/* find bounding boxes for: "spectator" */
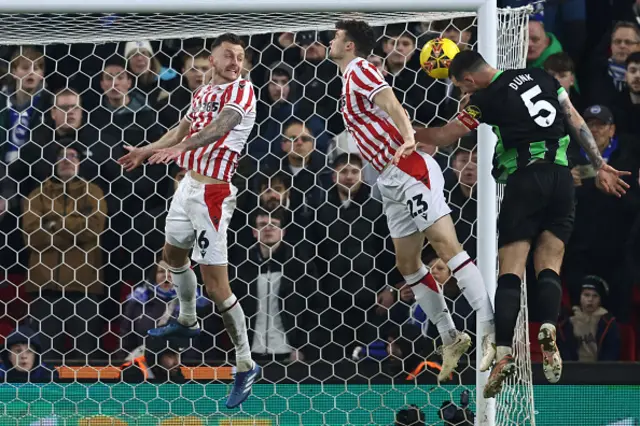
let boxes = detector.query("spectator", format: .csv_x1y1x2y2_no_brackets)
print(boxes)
564,105,640,322
418,18,475,51
88,55,168,282
558,276,621,362
446,140,478,260
267,119,330,231
120,259,210,353
120,338,187,383
527,17,564,68
292,30,343,144
0,325,56,382
326,130,381,193
253,62,299,160
28,88,101,184
124,41,179,105
311,154,393,360
543,52,585,113
158,48,211,130
230,208,318,363
584,22,640,107
0,46,51,218
21,144,107,362
611,51,640,137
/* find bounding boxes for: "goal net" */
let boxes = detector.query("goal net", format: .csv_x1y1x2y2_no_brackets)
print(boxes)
0,6,532,426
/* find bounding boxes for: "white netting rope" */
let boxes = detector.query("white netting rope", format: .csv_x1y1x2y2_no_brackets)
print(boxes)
0,7,533,425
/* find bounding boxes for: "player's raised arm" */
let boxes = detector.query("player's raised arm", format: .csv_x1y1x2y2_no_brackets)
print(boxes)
118,117,191,171
414,119,471,148
559,93,631,197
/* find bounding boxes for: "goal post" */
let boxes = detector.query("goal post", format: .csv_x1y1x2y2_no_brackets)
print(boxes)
0,1,533,425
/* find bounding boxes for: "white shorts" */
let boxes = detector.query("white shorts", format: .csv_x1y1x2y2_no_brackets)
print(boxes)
165,172,237,265
377,151,451,239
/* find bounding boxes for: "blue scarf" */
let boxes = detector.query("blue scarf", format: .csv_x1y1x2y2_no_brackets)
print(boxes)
4,93,40,163
607,58,627,92
581,137,617,163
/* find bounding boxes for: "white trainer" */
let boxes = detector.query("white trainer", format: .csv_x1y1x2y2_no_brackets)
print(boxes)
538,323,562,383
479,331,497,372
438,332,472,382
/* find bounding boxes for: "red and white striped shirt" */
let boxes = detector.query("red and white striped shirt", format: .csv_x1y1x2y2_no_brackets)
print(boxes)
340,57,404,172
177,78,256,182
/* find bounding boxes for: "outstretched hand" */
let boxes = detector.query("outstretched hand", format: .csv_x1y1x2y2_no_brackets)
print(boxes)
596,163,631,197
148,145,187,165
393,139,416,165
117,145,151,172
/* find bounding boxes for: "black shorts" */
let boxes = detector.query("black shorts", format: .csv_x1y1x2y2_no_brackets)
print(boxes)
498,162,575,248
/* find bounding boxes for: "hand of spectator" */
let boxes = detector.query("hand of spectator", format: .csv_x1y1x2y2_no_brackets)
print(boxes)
148,145,187,165
118,145,152,172
0,198,5,216
596,164,631,197
570,167,582,187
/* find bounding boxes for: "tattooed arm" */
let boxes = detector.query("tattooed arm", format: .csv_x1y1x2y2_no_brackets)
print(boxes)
559,95,604,170
178,108,243,153
559,94,631,197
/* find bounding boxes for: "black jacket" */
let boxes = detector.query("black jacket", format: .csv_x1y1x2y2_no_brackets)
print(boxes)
230,242,319,356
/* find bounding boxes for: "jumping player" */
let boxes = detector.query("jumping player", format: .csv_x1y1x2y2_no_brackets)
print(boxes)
117,33,260,408
329,20,497,382
415,50,630,397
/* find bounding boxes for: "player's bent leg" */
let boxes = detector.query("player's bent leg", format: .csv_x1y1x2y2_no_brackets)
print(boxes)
533,230,565,384
148,243,202,339
423,215,496,372
392,231,470,382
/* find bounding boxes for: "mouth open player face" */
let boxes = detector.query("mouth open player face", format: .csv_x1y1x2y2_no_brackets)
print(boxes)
211,41,245,84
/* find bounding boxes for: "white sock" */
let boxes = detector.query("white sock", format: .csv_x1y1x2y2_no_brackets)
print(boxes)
447,251,495,328
170,263,198,326
218,294,253,372
497,345,512,360
404,265,457,345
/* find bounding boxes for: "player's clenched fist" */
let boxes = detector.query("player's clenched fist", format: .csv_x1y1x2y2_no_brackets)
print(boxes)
393,139,417,165
117,145,151,172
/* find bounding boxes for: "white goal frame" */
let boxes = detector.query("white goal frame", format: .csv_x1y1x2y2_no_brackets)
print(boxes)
0,0,500,424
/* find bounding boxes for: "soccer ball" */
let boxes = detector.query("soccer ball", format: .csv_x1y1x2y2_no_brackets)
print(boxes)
419,37,460,79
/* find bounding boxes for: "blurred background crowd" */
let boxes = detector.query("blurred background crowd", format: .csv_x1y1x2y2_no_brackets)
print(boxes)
0,0,639,382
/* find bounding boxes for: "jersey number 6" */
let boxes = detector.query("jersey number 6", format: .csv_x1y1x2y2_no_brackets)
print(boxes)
520,85,556,128
407,194,428,218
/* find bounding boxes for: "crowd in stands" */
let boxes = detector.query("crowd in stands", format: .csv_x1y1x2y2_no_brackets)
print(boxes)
0,0,639,381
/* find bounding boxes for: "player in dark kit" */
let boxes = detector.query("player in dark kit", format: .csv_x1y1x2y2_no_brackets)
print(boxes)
412,50,630,398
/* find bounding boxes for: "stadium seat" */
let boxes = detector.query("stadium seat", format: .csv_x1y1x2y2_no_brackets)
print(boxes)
619,324,637,361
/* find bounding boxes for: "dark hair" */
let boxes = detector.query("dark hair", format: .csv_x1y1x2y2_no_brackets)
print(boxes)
256,171,291,192
448,50,487,81
626,51,640,67
335,20,377,58
332,152,363,170
251,207,286,228
612,21,640,41
452,135,477,158
104,55,127,70
210,33,245,51
543,52,575,74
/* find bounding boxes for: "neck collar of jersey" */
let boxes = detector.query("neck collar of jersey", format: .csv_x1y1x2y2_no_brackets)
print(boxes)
490,70,503,83
343,57,364,77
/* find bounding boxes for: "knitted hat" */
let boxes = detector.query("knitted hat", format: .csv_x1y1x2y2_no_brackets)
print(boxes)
581,275,609,299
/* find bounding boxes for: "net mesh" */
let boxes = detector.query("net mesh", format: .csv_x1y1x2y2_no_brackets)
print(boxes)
0,7,532,425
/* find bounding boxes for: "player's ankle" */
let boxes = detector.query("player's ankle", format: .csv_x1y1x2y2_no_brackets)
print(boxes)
178,316,197,327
